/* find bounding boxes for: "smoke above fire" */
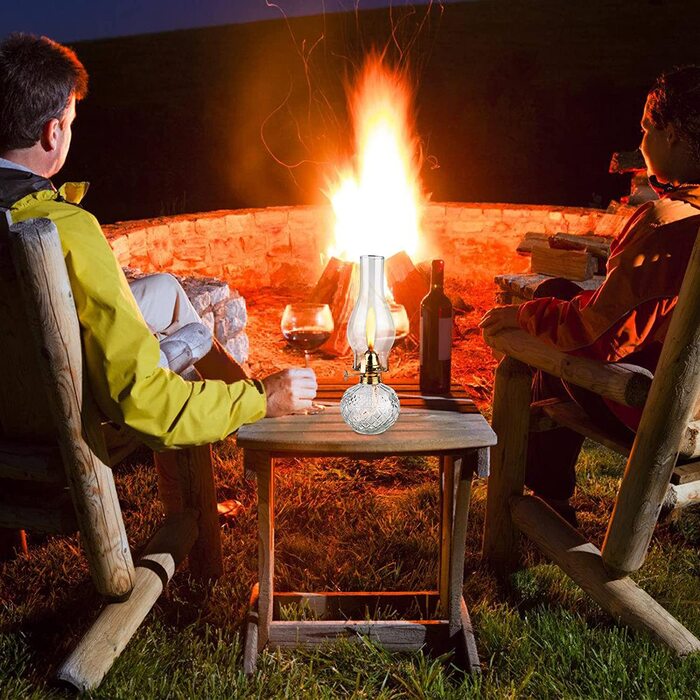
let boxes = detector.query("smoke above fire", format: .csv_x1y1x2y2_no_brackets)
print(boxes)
326,55,426,263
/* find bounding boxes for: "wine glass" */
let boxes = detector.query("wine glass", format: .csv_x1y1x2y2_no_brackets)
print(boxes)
281,303,334,413
389,302,410,343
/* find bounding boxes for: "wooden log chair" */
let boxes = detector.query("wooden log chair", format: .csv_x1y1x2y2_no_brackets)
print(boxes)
481,225,700,656
0,215,224,691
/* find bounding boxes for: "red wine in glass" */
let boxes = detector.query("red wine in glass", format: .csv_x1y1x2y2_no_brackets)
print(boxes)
281,303,334,414
282,327,331,353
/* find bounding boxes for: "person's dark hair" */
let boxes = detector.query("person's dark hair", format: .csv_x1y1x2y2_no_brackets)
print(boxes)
647,65,700,161
0,33,88,152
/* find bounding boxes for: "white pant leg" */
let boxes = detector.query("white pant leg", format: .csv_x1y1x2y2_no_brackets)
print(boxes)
128,273,201,338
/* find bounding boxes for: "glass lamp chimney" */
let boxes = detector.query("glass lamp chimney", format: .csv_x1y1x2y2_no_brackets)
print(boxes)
347,255,395,371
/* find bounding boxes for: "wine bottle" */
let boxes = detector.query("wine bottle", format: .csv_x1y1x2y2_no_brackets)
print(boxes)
419,259,453,394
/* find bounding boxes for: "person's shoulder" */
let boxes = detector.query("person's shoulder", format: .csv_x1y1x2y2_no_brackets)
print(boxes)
640,196,698,228
15,194,102,234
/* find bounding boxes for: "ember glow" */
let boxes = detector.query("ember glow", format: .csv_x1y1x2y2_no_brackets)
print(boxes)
326,57,425,262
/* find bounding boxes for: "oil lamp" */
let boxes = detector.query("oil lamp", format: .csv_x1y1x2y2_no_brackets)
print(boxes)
340,255,400,435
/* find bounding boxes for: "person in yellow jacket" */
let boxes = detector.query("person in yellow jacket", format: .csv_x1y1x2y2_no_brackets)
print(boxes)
0,35,317,496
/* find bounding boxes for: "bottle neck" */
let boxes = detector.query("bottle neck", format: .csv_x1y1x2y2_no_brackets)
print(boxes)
430,259,444,290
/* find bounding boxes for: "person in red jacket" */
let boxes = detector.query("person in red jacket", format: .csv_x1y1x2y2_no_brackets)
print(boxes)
480,66,700,525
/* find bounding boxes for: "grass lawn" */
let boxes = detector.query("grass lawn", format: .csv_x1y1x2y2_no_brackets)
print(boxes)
1,439,699,698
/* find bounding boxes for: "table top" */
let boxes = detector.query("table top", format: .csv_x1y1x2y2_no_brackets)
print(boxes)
236,380,496,456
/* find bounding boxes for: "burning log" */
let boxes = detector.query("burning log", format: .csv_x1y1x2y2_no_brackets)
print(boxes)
385,251,429,337
309,251,428,356
309,257,359,356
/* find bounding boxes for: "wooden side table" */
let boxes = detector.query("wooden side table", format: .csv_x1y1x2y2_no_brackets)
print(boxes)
237,380,496,674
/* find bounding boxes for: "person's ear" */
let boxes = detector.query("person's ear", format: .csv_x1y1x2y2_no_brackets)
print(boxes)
39,118,61,153
665,121,680,147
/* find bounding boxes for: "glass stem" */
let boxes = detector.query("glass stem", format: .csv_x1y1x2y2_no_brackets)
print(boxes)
304,351,311,368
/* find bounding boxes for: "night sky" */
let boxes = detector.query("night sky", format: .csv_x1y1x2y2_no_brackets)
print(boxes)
0,0,462,42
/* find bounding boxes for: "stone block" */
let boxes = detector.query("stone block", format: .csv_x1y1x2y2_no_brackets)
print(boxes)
195,216,226,240
449,220,486,234
225,332,249,364
213,295,247,337
126,228,148,258
266,226,292,251
288,206,323,227
200,311,215,334
109,236,130,265
225,212,254,235
254,207,289,228
147,224,173,269
482,207,503,219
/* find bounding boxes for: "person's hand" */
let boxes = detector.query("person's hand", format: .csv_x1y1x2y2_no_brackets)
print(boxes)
262,368,318,417
478,305,521,335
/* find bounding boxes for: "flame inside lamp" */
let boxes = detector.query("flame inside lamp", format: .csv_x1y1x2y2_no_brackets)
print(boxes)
341,254,400,435
347,255,395,372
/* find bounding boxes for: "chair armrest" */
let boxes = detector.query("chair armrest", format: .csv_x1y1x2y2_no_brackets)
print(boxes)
484,328,652,408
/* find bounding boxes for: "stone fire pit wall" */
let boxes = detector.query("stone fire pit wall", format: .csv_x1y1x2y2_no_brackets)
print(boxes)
103,202,611,362
103,202,611,284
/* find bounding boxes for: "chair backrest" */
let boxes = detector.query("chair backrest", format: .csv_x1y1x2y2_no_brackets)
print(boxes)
0,214,135,599
603,223,700,576
0,211,59,442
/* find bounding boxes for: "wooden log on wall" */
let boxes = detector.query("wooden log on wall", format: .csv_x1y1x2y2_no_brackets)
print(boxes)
9,219,134,600
512,494,700,656
530,246,597,281
602,224,700,577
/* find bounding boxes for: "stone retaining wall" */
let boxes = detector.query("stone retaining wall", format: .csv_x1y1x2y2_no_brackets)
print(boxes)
103,202,614,288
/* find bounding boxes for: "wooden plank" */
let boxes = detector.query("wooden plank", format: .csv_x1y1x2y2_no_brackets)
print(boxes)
671,461,700,485
0,441,64,483
458,598,481,673
237,408,496,455
541,401,632,457
494,273,604,301
484,329,652,408
603,224,700,576
449,455,473,636
274,591,440,620
243,583,259,676
482,357,530,574
267,619,447,651
531,246,597,281
257,453,274,651
56,511,198,692
438,456,455,616
516,232,550,254
0,492,77,534
512,495,700,656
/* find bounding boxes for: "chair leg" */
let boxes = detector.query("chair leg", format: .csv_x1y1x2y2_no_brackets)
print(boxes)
482,356,532,575
175,445,224,581
0,528,27,560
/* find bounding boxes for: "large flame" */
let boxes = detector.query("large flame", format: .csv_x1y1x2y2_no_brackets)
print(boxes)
326,57,425,262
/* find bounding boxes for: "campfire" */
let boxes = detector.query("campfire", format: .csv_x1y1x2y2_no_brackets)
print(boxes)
309,56,430,356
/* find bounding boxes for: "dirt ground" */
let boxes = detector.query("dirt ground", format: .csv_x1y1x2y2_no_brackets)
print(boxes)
240,242,529,410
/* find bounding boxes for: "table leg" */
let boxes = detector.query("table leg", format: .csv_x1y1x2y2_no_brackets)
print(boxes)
439,455,456,616
448,451,478,635
256,451,274,651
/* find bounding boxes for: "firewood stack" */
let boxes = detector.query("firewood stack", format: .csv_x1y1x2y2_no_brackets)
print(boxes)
519,231,614,279
310,251,429,356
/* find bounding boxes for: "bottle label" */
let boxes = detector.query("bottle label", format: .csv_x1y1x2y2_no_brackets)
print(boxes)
439,317,452,361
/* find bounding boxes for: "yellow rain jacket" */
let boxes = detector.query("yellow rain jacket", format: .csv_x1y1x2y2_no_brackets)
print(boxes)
8,183,266,450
